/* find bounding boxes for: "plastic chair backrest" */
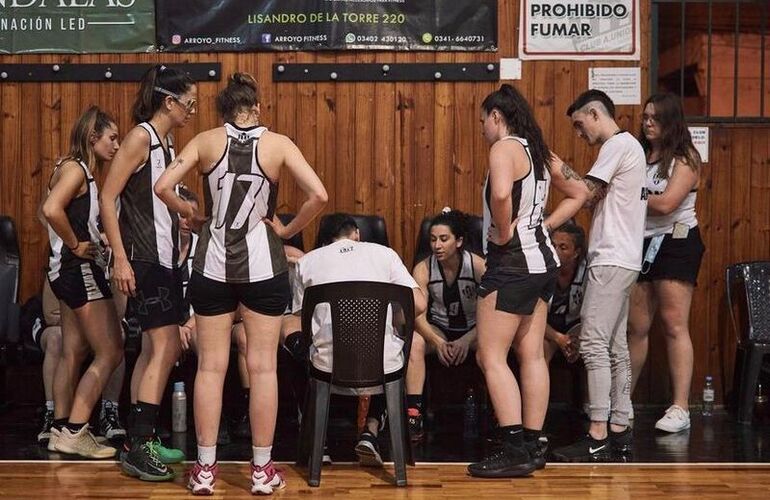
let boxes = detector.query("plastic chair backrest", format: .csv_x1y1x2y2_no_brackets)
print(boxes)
0,216,20,265
726,261,770,345
315,214,389,248
413,214,484,266
300,281,414,388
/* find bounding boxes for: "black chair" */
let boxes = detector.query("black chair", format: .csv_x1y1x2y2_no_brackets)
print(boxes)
0,215,20,346
297,281,415,487
277,213,304,252
726,261,770,424
314,214,389,248
413,214,484,266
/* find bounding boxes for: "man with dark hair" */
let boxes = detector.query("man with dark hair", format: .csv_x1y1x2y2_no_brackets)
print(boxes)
552,90,647,462
292,213,427,467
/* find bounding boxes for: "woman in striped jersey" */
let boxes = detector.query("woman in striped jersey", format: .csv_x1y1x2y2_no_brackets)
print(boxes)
42,106,123,459
155,73,327,495
468,85,589,478
100,65,196,482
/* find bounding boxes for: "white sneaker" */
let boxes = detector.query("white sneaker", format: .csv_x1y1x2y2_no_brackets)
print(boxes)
47,428,61,452
188,461,217,496
250,460,286,495
55,425,117,458
655,405,691,433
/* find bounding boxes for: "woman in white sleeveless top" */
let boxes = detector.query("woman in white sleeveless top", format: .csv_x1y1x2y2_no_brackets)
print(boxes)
628,93,705,433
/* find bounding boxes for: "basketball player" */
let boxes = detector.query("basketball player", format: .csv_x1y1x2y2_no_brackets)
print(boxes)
154,72,327,495
467,84,588,478
41,106,123,458
406,209,485,441
628,93,704,433
100,65,196,481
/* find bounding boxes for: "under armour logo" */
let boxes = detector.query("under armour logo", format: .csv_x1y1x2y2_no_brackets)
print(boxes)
135,287,173,315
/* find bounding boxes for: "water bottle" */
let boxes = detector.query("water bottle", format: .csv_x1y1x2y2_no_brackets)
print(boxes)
463,388,479,439
172,381,187,432
702,375,714,416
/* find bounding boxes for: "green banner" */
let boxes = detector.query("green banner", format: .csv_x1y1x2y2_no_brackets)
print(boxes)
0,0,155,54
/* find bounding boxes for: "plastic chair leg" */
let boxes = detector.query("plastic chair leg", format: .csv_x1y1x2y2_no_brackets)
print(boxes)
308,378,331,487
296,377,314,467
738,346,765,424
385,380,408,486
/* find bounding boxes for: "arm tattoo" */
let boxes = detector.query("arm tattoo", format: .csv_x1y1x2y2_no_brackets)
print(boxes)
583,176,609,208
560,162,582,181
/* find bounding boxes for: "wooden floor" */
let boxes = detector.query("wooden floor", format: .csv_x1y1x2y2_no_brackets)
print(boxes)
2,462,770,499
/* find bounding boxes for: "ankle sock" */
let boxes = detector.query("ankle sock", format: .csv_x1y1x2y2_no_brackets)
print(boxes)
198,445,217,466
53,418,68,432
406,395,423,413
64,422,86,434
253,445,272,467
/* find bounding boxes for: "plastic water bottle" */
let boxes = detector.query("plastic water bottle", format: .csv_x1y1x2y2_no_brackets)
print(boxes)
172,381,187,432
463,388,479,439
702,375,715,416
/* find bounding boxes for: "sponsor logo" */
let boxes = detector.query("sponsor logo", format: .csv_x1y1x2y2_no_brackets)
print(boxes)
589,445,606,454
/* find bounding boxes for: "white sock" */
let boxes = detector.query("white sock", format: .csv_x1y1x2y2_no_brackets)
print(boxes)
253,445,272,467
45,400,54,411
198,445,217,466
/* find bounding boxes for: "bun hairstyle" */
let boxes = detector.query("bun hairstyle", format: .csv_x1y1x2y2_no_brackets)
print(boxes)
131,64,195,124
481,84,551,178
430,208,470,245
216,72,261,122
63,105,115,168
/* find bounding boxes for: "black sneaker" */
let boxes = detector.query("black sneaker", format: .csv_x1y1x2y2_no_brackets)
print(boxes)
99,401,126,440
610,426,633,460
37,408,54,443
121,439,175,482
467,444,536,478
525,435,549,470
551,434,611,463
355,431,383,467
407,408,424,442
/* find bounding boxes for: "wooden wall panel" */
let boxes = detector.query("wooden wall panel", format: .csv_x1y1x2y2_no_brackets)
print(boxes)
1,0,768,404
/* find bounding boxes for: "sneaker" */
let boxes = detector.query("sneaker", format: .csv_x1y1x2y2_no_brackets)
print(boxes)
188,461,218,496
654,405,691,433
152,437,185,464
524,435,549,470
250,460,286,495
99,401,126,439
609,426,633,459
467,444,536,478
55,425,117,459
355,431,383,467
121,439,176,482
407,408,424,442
47,427,61,452
37,408,54,443
551,434,611,462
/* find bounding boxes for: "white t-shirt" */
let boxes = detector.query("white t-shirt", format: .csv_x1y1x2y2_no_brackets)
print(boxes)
585,131,647,271
292,239,419,377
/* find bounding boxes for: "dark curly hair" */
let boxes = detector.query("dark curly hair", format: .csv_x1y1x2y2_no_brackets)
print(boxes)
430,209,469,247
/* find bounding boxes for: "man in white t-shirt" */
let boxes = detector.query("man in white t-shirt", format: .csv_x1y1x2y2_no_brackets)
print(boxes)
292,213,426,467
552,90,647,463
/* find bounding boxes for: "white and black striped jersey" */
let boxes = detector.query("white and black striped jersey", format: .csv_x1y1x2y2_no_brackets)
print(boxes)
119,122,180,269
47,160,105,281
193,123,288,284
426,250,477,334
644,160,698,238
482,135,559,274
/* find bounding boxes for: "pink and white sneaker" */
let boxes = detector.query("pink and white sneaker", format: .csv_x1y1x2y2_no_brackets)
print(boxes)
250,460,286,495
188,461,218,496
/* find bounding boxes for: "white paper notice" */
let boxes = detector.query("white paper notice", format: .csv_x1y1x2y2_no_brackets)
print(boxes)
689,127,709,163
587,67,641,105
500,58,522,80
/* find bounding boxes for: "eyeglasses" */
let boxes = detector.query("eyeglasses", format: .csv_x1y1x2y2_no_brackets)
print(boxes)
642,113,659,124
154,86,197,113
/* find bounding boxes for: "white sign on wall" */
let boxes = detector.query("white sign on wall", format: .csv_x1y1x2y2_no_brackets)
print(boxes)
587,67,641,105
519,0,640,60
689,127,709,163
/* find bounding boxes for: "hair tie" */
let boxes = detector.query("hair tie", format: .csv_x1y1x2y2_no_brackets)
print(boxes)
442,206,452,214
